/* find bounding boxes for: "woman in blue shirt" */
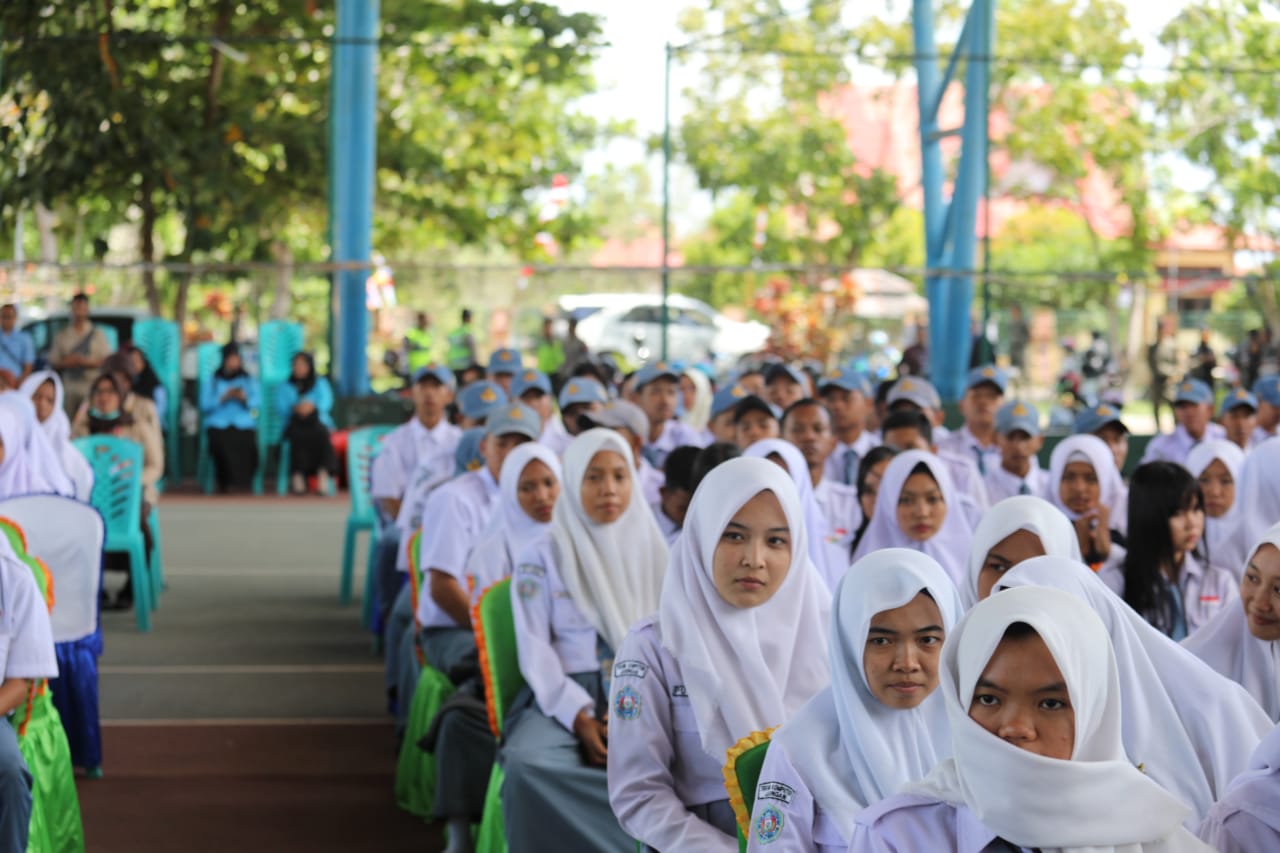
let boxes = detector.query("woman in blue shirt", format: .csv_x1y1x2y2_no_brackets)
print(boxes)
275,353,337,495
200,343,259,493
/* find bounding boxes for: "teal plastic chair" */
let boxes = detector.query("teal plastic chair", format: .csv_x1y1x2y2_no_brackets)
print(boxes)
72,436,155,632
99,325,119,353
131,319,182,486
254,321,304,495
194,341,225,494
342,425,395,607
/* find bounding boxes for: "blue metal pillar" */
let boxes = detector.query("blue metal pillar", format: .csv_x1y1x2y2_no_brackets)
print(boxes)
912,0,994,402
329,0,379,396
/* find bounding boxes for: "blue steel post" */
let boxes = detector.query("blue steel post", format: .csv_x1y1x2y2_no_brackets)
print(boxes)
329,0,378,396
660,42,672,362
911,0,949,380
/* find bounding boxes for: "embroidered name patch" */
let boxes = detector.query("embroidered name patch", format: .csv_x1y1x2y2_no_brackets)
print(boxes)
516,578,540,601
613,686,641,721
614,660,648,679
755,805,784,844
756,781,795,805
515,563,545,578
1200,595,1220,603
671,685,688,697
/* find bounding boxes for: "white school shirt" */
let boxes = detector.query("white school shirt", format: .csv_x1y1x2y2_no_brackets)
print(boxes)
650,501,682,547
638,457,664,507
369,416,461,501
0,558,57,681
1198,722,1280,853
849,795,1043,853
938,449,991,527
1250,425,1277,448
393,449,456,571
983,462,1047,505
939,426,1002,479
415,467,500,629
511,537,604,731
540,415,572,456
822,431,880,486
1099,552,1238,637
813,478,861,555
1140,423,1228,467
746,737,848,853
643,420,708,468
607,617,737,853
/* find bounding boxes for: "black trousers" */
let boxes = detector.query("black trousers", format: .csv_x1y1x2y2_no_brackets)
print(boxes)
208,426,259,491
284,415,336,476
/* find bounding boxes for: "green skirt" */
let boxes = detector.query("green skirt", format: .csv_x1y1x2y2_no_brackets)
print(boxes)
17,692,85,853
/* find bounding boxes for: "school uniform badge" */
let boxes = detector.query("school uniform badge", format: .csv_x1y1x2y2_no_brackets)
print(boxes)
516,577,540,601
613,686,642,721
755,805,784,844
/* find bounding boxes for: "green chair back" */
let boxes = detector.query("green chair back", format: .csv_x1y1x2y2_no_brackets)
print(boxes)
476,578,524,738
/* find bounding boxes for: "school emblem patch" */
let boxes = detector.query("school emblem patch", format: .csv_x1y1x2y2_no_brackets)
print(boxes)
516,577,540,601
755,805,784,844
613,686,641,721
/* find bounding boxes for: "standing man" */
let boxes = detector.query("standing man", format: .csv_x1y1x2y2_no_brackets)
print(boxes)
402,312,436,383
1191,328,1217,393
533,316,565,384
1147,315,1180,434
562,316,590,377
49,292,111,417
1007,304,1030,379
446,308,478,374
0,304,34,389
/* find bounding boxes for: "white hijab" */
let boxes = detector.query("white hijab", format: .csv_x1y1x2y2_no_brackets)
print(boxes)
909,585,1207,852
851,450,972,588
551,429,669,651
1185,440,1248,576
680,368,713,432
963,495,1082,607
658,456,831,759
464,443,563,595
1234,440,1280,560
774,549,961,838
18,370,70,446
997,556,1272,824
1183,522,1280,721
1047,434,1128,528
1200,721,1280,846
744,438,847,590
0,393,75,498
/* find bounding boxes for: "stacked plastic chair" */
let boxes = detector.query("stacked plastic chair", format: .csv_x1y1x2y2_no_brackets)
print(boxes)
73,436,157,631
130,318,182,487
194,341,226,494
0,496,106,777
341,425,395,614
254,320,304,496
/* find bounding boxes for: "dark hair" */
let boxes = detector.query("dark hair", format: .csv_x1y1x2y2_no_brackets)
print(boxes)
881,409,933,446
290,351,318,394
732,395,777,426
70,292,90,305
691,442,741,493
908,460,937,482
1122,461,1205,634
1001,621,1039,642
662,445,700,493
216,343,248,380
875,379,895,406
849,445,900,557
779,397,827,431
461,308,473,323
124,345,163,401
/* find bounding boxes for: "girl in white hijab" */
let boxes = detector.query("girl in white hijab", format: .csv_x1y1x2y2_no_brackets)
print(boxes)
1047,434,1128,571
997,556,1271,825
16,373,93,501
501,429,668,851
851,450,973,588
0,393,75,498
850,585,1211,852
1198,721,1280,852
964,495,1082,607
1186,440,1247,577
743,438,848,590
1232,439,1280,557
609,457,830,851
749,549,960,851
1184,521,1280,721
680,367,713,438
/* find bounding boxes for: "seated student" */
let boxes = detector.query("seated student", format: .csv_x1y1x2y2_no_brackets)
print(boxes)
984,401,1046,503
423,439,561,853
734,366,766,400
17,371,93,500
848,446,898,559
744,439,849,591
764,363,809,412
542,377,607,456
0,394,75,498
1100,462,1236,639
199,343,260,493
454,380,507,429
998,556,1273,826
849,585,1212,853
122,344,168,428
782,399,860,553
1219,388,1258,452
1185,522,1280,721
1251,375,1280,446
749,549,960,852
885,376,950,443
690,441,741,493
964,495,1081,606
816,368,877,486
634,363,706,468
1046,434,1128,572
679,366,714,443
852,450,973,587
275,352,337,495
1142,378,1226,467
1074,402,1132,472
502,429,669,851
487,347,522,395
580,399,666,507
733,394,780,449
707,383,748,445
938,365,1007,477
1187,440,1247,577
1199,722,1280,852
652,445,698,545
610,457,830,852
1234,436,1280,548
512,369,555,431
879,409,987,527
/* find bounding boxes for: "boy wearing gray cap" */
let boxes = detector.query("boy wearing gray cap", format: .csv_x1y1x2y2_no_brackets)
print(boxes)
985,401,1047,503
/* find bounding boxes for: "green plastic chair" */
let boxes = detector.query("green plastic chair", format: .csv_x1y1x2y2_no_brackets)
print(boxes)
131,319,182,487
474,577,524,853
342,425,395,608
194,341,225,494
393,664,456,819
72,436,155,632
724,731,774,853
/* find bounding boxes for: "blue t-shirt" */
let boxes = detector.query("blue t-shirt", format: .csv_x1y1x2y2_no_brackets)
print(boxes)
0,329,35,375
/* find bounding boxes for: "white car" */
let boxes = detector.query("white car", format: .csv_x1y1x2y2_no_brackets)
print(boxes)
558,293,770,370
